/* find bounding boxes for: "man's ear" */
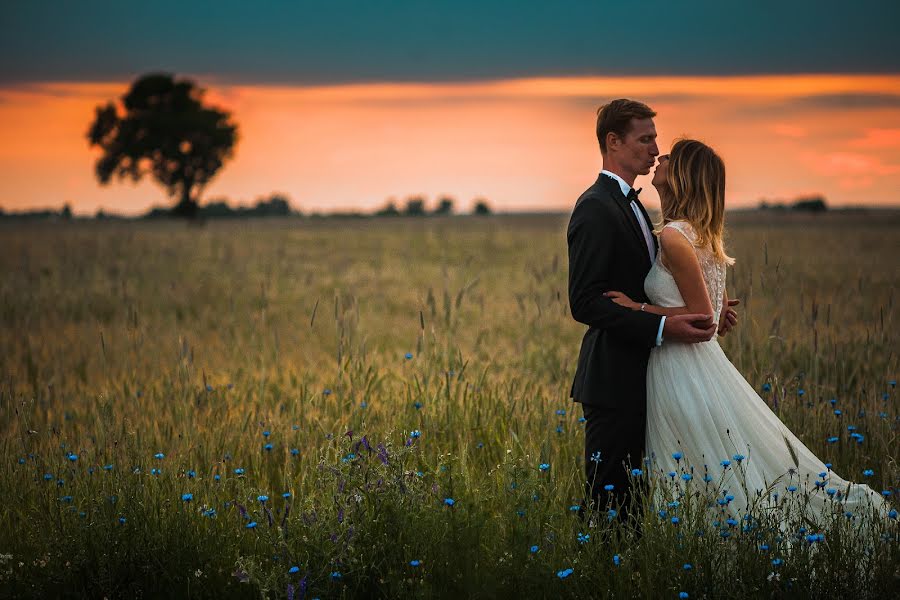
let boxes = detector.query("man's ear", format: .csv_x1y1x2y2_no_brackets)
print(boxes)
606,132,619,152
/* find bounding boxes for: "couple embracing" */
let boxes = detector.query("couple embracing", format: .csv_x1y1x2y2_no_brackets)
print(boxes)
567,99,886,528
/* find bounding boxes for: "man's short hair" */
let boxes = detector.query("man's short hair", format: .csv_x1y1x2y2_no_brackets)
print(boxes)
596,99,656,153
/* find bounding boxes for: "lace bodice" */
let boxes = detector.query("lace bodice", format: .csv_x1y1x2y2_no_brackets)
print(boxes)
644,220,726,328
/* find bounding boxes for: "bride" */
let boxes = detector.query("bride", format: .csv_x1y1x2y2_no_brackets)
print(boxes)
603,139,888,522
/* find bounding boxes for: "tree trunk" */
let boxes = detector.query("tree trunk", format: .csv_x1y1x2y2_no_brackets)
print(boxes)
172,183,198,219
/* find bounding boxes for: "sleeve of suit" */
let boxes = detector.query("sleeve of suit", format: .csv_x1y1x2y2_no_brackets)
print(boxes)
567,202,662,348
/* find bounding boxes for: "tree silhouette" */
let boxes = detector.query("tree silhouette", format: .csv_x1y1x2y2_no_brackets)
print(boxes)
434,196,454,215
404,197,426,216
87,73,238,218
473,198,492,215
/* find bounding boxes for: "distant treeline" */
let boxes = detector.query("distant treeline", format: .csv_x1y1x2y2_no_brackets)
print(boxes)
758,195,828,212
0,195,495,221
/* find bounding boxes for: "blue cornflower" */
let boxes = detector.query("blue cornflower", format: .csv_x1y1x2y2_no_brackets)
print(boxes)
888,509,897,519
181,493,193,502
43,473,53,481
681,473,692,481
290,448,299,456
17,458,25,464
631,468,643,477
577,532,590,544
772,558,782,566
245,521,257,529
827,436,839,443
787,485,797,492
569,505,581,512
410,560,421,566
668,471,676,479
732,454,745,463
680,593,689,599
67,453,78,462
612,554,621,566
263,443,273,451
257,495,269,503
262,430,270,438
530,545,539,553
539,463,550,471
798,389,805,396
882,490,892,497
847,425,857,432
414,401,423,410
151,468,161,475
154,452,164,459
214,474,221,482
405,352,413,360
725,494,734,502
555,409,566,416
671,516,680,525
323,389,332,396
759,544,769,551
288,566,300,574
555,425,563,433
683,563,692,570
604,484,614,491
834,409,842,416
672,452,683,461
60,495,73,503
557,568,573,579
444,498,455,506
330,571,342,580
410,430,421,438
118,516,126,524
103,464,113,471
234,468,245,475
726,518,737,526
283,492,291,499
863,469,874,477
590,451,602,463
578,417,586,423
720,459,731,468
762,383,771,392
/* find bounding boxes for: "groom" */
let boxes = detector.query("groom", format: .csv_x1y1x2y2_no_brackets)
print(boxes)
567,99,719,526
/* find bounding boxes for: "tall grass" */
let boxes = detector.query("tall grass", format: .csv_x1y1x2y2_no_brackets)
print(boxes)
0,213,897,598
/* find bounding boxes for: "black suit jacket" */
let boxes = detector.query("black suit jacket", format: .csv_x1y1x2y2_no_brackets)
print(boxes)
567,173,663,410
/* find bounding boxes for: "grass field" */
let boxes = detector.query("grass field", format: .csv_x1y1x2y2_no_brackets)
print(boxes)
1,212,898,598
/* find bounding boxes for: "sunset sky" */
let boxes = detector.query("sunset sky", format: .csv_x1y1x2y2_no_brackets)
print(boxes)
2,1,899,215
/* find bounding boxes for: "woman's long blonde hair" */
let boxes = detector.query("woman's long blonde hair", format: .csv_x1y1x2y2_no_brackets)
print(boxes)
656,138,735,265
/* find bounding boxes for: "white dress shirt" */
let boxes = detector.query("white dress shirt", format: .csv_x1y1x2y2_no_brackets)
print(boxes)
601,169,666,346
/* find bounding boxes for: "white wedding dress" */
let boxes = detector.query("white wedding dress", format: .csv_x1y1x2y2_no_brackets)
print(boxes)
644,220,887,522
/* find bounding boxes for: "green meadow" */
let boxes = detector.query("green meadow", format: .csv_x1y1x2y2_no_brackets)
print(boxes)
1,212,897,598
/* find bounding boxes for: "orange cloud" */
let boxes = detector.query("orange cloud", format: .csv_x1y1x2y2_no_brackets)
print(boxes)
771,123,807,138
849,128,900,149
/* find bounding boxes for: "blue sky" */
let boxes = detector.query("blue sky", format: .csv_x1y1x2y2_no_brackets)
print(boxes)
2,0,898,85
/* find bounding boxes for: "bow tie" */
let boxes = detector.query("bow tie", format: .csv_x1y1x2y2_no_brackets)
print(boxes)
627,188,642,201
